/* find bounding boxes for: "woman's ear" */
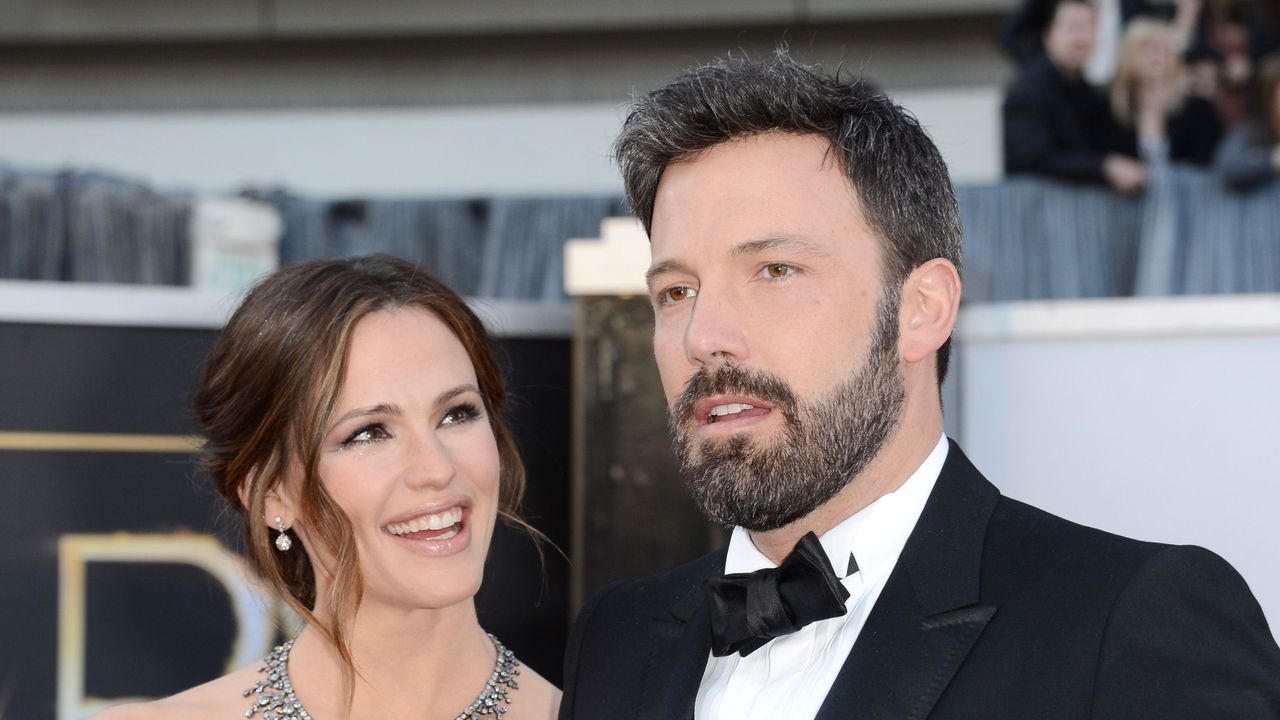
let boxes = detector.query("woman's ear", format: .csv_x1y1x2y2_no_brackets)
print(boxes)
263,490,294,531
899,258,962,366
240,467,295,529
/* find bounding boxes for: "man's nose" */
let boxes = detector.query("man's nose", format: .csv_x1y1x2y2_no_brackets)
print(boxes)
683,284,749,368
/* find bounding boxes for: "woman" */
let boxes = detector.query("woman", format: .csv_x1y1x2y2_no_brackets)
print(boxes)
1110,17,1225,166
97,255,560,719
1215,54,1280,189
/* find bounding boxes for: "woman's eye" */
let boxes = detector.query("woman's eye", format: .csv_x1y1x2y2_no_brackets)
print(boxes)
340,423,390,448
762,263,795,279
441,403,481,426
660,286,697,305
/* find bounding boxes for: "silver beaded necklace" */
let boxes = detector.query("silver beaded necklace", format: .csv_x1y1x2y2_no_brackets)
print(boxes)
242,633,521,719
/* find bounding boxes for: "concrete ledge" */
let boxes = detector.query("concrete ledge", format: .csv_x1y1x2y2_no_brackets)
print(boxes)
957,294,1280,342
0,280,574,338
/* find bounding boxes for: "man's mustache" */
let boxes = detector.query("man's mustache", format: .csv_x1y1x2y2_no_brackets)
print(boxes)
671,364,799,426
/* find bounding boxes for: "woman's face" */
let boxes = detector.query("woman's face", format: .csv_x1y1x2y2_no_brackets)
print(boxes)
301,306,501,612
1133,33,1174,85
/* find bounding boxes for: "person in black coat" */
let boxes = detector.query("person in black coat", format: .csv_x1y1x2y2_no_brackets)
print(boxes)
560,49,1280,720
1003,0,1149,190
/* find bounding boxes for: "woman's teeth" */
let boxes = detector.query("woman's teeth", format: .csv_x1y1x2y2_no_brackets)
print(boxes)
385,507,463,536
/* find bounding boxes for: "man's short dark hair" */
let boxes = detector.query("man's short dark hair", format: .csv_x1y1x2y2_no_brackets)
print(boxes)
614,49,963,386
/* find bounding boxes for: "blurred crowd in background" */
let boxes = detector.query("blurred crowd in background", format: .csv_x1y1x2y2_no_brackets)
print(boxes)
1003,0,1280,192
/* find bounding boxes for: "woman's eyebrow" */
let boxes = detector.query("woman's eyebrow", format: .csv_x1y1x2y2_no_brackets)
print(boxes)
435,384,480,406
330,403,402,429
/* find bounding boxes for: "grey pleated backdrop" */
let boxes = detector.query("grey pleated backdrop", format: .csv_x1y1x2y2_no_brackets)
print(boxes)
957,172,1280,302
0,169,190,285
4,167,1277,300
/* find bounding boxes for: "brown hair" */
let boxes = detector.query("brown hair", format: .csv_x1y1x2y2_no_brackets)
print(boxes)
193,254,531,696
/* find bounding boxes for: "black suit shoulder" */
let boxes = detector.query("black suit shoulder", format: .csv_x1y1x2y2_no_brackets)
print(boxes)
558,549,726,720
943,495,1280,719
986,494,1169,583
577,548,726,628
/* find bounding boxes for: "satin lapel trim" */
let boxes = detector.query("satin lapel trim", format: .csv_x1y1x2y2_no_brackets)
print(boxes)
815,441,1001,720
814,567,996,720
634,571,717,720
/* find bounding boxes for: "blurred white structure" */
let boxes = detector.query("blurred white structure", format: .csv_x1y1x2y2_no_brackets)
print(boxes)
189,197,282,292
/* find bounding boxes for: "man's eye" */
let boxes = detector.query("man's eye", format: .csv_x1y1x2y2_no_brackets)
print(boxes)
660,286,698,305
762,263,795,279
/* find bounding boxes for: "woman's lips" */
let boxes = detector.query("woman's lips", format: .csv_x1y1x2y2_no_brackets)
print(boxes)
382,502,472,557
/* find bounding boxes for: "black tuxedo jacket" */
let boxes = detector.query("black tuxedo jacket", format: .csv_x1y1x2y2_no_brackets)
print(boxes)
559,441,1280,719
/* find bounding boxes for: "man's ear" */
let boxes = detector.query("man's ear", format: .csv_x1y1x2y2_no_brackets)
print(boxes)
899,258,962,365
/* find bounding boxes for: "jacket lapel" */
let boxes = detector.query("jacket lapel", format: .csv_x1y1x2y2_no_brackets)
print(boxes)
634,550,723,720
816,441,1000,720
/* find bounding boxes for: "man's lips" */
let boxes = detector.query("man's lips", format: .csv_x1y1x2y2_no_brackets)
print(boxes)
693,395,774,427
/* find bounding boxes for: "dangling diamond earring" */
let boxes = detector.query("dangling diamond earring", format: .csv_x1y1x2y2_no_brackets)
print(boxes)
274,516,292,552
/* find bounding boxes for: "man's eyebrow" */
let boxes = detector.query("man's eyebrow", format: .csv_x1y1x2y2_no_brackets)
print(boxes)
731,236,831,257
644,259,694,287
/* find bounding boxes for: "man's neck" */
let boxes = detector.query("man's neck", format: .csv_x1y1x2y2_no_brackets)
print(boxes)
748,420,944,565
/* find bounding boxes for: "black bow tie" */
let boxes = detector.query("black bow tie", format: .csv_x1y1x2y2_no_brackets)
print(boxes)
705,531,852,657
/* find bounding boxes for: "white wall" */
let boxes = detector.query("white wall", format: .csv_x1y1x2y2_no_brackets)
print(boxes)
0,103,630,198
0,87,1002,199
956,295,1280,639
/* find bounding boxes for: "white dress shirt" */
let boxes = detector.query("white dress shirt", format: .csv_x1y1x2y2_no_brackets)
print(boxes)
694,435,950,720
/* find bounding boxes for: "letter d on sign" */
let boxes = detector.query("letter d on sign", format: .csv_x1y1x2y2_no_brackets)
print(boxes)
57,534,286,720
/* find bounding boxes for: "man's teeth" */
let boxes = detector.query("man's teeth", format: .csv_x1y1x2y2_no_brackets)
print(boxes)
385,507,463,536
709,402,756,422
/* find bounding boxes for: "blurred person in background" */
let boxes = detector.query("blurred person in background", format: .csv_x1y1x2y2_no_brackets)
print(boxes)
96,256,560,720
1215,53,1280,187
1201,9,1260,124
1191,0,1280,125
1002,0,1203,84
1110,18,1225,165
559,49,1280,720
1004,0,1149,191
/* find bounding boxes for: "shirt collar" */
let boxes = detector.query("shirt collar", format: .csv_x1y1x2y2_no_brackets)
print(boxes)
724,434,950,583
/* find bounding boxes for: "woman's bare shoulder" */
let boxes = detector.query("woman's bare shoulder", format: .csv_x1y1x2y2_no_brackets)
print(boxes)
509,662,562,720
91,663,263,720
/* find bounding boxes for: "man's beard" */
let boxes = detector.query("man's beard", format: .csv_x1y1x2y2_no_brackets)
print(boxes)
668,294,907,532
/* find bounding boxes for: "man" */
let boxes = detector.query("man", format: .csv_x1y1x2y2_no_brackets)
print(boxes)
1003,0,1148,191
559,50,1280,719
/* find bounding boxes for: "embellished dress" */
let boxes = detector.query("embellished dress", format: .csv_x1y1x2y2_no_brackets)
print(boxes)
242,634,521,719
